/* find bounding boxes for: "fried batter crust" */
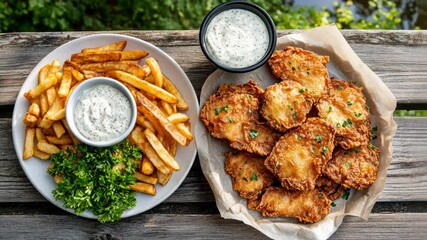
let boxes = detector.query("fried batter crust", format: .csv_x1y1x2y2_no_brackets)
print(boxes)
265,118,335,191
200,80,281,156
315,176,344,201
268,46,330,101
225,152,275,199
260,81,313,132
316,79,371,149
257,187,331,223
323,145,380,190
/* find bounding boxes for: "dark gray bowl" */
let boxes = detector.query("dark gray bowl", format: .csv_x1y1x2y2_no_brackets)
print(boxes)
199,1,277,73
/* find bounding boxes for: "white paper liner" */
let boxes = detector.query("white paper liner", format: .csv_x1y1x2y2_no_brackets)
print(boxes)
195,24,397,240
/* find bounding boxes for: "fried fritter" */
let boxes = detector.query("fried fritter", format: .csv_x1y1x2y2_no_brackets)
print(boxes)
323,145,380,190
260,81,313,132
268,46,330,101
265,118,335,191
315,176,345,201
225,152,275,199
200,81,281,156
256,187,331,223
316,79,371,149
247,197,262,211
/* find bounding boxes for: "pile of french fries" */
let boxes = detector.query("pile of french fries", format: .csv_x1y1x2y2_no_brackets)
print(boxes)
22,40,193,196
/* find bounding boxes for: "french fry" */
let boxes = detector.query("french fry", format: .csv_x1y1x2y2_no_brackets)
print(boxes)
63,60,81,71
50,59,61,72
144,128,180,171
71,51,122,64
167,113,190,124
60,145,75,152
130,182,156,195
35,128,47,142
121,50,149,61
46,85,57,106
81,61,147,79
47,108,65,121
46,135,73,145
141,157,155,175
160,101,174,116
136,92,187,146
133,171,158,185
41,126,56,136
37,140,60,155
176,122,193,141
23,113,38,127
33,146,50,160
135,114,155,133
61,119,80,145
138,142,171,175
38,64,51,84
105,70,177,104
158,133,177,157
157,170,173,186
71,69,85,81
128,126,146,145
52,121,66,138
24,73,59,101
163,75,188,110
44,97,65,120
28,103,40,118
54,174,63,184
145,57,163,87
58,69,72,98
81,41,127,53
137,106,165,135
82,70,103,79
39,93,49,116
23,128,35,160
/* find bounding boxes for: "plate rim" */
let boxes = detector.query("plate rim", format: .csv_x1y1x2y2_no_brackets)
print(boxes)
12,33,199,219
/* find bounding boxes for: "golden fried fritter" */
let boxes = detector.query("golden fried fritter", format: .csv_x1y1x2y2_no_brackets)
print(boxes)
256,187,331,223
225,152,275,199
260,81,313,132
268,46,330,101
316,79,371,149
200,81,281,156
247,197,261,211
315,176,345,201
323,145,380,190
265,118,335,191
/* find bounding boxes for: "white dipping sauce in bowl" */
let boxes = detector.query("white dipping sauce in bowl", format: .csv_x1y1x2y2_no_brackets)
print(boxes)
74,84,132,142
205,8,269,68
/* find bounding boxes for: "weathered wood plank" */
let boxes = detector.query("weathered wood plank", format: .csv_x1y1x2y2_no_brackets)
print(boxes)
0,213,425,239
0,30,426,106
1,117,426,202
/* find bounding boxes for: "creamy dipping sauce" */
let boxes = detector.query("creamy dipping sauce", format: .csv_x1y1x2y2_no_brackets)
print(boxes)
205,8,269,68
74,84,132,142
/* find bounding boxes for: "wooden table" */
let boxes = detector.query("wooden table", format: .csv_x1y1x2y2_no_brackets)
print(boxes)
0,30,426,239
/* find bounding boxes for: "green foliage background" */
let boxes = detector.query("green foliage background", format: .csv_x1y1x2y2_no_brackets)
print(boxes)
0,0,423,116
0,0,417,32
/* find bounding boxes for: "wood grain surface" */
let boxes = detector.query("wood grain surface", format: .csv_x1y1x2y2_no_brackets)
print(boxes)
0,30,426,239
0,30,426,106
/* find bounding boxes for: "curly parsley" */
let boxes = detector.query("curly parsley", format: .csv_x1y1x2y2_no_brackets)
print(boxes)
48,140,141,223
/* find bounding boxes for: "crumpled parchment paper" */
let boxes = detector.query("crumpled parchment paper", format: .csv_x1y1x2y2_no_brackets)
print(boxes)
195,24,397,240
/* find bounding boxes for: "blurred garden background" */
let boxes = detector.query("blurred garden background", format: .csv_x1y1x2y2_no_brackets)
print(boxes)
0,0,425,116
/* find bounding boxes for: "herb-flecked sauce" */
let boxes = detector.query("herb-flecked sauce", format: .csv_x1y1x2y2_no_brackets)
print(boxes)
205,8,269,68
74,84,131,142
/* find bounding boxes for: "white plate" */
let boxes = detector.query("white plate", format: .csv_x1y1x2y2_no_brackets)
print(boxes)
12,34,199,219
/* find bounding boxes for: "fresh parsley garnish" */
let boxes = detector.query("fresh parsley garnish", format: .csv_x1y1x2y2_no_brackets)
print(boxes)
48,140,141,223
249,129,259,139
251,173,258,181
341,188,351,200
